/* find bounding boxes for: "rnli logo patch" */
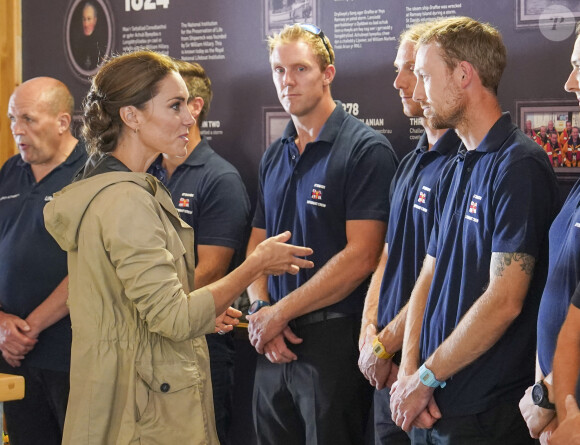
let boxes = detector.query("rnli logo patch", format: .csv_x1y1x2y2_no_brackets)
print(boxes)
307,183,327,208
465,194,481,223
413,186,431,214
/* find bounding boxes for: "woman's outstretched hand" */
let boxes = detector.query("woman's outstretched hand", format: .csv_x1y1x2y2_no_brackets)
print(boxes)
251,231,314,276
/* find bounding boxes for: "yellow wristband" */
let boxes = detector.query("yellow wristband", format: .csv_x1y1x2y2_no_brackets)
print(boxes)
372,337,395,360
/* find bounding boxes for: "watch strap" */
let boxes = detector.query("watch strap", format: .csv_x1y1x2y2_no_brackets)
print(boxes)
419,363,446,388
532,380,556,410
248,300,270,315
371,337,395,360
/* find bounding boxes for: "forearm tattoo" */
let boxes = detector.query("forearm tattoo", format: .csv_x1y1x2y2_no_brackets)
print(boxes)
491,252,535,277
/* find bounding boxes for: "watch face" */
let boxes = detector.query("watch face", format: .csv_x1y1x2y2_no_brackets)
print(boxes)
248,300,269,315
248,301,261,315
532,383,544,404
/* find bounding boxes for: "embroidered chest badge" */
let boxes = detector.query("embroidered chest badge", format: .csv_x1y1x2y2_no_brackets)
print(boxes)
176,193,194,215
307,183,327,208
178,192,194,207
413,186,431,214
465,193,481,223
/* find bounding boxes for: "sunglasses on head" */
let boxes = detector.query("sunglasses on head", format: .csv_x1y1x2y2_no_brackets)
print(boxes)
299,23,334,65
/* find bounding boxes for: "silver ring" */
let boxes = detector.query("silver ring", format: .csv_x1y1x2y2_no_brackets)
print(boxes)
218,330,226,335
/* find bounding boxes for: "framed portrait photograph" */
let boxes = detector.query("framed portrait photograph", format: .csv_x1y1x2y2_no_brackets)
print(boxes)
64,0,114,80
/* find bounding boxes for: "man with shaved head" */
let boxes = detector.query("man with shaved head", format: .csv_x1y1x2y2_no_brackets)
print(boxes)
1,77,86,444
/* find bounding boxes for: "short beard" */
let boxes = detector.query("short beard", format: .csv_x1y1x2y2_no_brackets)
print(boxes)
429,87,465,130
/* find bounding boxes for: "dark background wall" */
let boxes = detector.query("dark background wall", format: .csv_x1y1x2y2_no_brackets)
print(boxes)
22,0,580,206
20,1,580,441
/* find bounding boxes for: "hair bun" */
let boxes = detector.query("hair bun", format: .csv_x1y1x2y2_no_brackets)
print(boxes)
87,89,105,104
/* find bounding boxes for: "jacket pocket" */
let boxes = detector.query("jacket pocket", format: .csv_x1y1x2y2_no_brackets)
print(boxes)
135,361,212,443
135,360,201,419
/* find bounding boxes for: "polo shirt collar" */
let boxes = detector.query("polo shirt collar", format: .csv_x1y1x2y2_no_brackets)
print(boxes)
16,139,87,170
431,128,463,155
415,131,429,153
182,138,213,167
280,100,346,146
473,112,515,153
413,128,462,156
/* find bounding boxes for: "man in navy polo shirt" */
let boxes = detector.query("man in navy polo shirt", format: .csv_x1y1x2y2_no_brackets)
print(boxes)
0,77,87,445
519,27,580,443
147,60,250,445
389,17,559,444
246,23,398,444
357,22,461,445
550,284,580,444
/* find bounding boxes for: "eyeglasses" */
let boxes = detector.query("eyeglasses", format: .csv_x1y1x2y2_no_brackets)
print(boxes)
299,23,334,65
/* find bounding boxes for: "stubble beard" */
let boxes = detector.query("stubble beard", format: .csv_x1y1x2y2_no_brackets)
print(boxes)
428,88,466,130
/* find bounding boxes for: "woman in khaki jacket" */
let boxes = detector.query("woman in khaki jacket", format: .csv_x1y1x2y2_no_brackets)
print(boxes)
44,50,313,444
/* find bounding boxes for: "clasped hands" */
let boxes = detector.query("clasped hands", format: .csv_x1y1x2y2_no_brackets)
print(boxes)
358,324,397,390
389,369,442,432
247,305,302,364
519,383,557,442
0,312,39,367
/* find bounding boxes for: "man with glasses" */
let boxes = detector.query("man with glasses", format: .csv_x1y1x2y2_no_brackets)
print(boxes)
246,23,398,444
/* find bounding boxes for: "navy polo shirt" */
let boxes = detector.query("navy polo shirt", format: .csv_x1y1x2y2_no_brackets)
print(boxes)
148,138,250,260
377,129,461,329
538,179,580,375
422,113,559,416
252,101,398,315
570,282,580,402
0,142,87,372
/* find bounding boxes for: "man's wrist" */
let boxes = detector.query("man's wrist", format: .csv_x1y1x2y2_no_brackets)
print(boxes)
532,380,556,410
419,363,446,388
372,336,395,360
377,328,401,357
361,320,376,336
268,296,295,325
248,300,271,315
362,313,377,327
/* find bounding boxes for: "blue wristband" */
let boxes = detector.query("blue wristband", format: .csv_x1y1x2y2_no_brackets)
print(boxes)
419,363,446,388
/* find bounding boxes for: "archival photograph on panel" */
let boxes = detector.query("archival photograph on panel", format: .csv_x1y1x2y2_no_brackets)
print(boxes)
264,0,316,37
264,108,290,152
65,0,113,79
517,100,580,173
516,0,580,29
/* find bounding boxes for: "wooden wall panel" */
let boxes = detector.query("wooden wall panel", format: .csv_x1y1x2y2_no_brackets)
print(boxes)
0,0,21,167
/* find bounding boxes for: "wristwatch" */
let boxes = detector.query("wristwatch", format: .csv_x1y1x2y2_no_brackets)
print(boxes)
419,363,446,388
372,337,395,360
532,380,555,410
248,300,270,315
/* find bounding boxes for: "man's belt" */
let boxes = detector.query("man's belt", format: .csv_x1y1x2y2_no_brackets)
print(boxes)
290,310,352,328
